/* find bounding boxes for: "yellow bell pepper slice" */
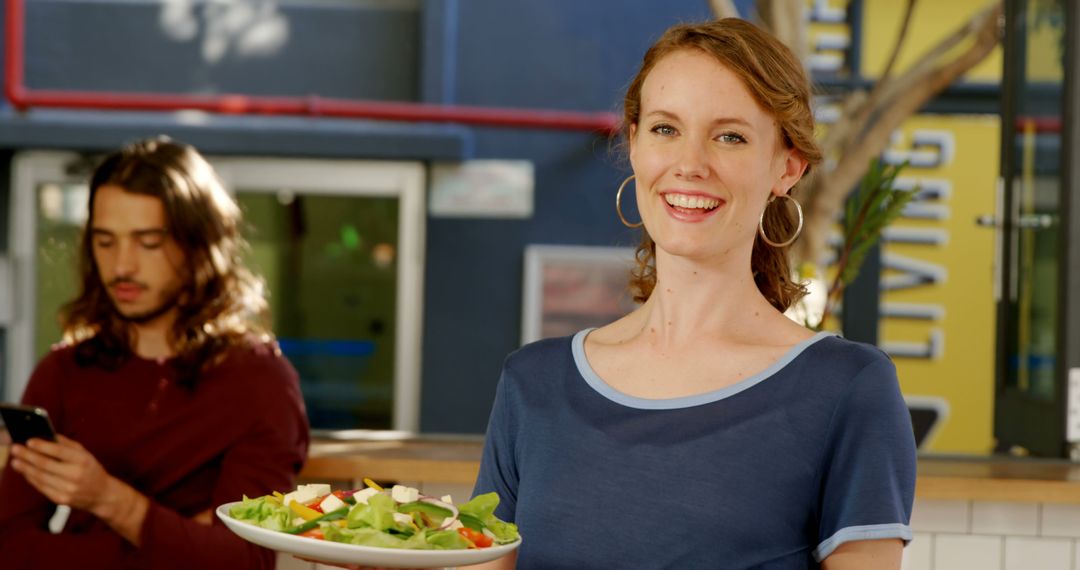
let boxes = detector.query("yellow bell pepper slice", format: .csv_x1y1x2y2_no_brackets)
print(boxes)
363,478,383,491
288,500,323,521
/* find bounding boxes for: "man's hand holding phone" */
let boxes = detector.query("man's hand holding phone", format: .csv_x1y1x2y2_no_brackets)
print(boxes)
2,404,150,545
0,404,57,445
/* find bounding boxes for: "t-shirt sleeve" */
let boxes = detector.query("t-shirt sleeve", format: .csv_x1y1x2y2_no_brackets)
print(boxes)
814,354,917,562
472,365,519,522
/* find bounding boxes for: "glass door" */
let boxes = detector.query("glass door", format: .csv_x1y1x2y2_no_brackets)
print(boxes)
7,153,425,432
215,158,426,432
994,0,1069,457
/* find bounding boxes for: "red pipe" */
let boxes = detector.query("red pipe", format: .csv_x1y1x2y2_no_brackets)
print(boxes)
5,0,1061,138
4,0,25,107
3,0,619,134
1015,116,1061,134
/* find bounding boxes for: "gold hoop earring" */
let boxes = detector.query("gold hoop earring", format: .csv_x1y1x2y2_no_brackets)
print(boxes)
758,194,803,247
615,175,643,228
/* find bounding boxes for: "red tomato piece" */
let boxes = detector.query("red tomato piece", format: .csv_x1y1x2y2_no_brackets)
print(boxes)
457,527,493,548
304,497,324,513
300,529,325,540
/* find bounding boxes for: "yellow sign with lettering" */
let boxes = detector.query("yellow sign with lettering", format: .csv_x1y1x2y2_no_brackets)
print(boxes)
880,115,1000,454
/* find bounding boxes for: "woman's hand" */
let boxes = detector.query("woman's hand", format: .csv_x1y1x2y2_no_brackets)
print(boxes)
294,556,441,570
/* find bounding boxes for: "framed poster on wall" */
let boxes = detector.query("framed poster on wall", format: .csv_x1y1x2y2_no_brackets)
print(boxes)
521,245,637,345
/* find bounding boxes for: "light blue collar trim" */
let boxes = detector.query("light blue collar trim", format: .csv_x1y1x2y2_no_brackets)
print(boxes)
814,523,914,561
571,328,836,410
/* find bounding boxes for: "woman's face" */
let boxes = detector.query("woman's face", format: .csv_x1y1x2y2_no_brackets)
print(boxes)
629,49,806,264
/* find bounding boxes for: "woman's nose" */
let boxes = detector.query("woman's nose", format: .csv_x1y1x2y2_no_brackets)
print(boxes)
674,140,709,179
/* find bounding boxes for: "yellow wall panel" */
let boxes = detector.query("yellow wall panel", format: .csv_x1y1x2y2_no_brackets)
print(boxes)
860,0,1003,83
879,114,1000,454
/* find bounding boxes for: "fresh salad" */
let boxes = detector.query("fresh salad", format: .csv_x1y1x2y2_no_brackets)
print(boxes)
228,480,519,550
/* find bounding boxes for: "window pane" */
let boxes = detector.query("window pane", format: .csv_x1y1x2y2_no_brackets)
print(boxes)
239,191,399,429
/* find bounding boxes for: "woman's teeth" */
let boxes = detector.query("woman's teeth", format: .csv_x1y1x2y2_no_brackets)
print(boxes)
664,193,721,210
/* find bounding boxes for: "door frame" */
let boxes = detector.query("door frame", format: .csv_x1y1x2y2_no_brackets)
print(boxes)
993,0,1080,457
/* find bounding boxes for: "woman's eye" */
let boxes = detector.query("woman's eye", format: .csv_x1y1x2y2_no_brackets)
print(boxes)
718,132,747,144
93,239,114,249
650,124,677,136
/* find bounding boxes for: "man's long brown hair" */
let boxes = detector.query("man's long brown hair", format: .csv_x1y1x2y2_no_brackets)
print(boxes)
61,136,272,386
622,19,823,312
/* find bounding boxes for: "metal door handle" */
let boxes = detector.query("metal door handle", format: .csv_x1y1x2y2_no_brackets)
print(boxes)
975,214,1054,229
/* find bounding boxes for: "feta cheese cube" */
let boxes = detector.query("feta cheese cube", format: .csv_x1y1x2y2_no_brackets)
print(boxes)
300,484,332,497
319,493,347,513
391,485,419,504
282,487,318,507
352,487,380,505
440,495,453,504
392,512,413,526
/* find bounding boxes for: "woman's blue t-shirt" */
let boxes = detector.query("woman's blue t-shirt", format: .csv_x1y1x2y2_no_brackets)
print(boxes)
473,330,916,569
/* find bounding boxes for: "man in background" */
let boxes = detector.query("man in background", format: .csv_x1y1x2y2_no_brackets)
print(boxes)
0,136,309,569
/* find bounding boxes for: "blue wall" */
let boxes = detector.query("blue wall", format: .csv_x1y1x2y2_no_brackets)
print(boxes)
0,0,741,433
419,1,722,432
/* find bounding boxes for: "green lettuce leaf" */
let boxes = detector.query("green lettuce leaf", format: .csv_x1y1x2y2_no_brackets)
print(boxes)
229,495,291,532
424,529,472,550
323,525,430,549
346,493,399,532
458,493,519,544
458,493,499,520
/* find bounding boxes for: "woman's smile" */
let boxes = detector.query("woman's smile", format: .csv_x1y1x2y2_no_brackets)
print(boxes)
660,190,726,222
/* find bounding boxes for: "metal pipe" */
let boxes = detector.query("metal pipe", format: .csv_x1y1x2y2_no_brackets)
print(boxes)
3,0,619,134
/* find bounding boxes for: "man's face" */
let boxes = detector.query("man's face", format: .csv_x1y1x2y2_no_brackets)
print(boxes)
90,185,187,325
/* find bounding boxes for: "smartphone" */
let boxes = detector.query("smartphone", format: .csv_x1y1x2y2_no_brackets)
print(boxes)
0,403,58,445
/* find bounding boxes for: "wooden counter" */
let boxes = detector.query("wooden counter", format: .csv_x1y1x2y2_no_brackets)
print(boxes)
300,433,484,486
916,454,1080,503
4,432,1080,503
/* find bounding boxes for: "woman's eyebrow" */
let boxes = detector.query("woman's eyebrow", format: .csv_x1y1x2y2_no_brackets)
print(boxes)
643,109,753,129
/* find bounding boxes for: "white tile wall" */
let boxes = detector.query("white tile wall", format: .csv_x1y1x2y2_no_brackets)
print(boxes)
901,533,934,570
972,501,1040,536
1003,537,1072,570
912,499,971,533
935,534,1003,570
1044,504,1080,538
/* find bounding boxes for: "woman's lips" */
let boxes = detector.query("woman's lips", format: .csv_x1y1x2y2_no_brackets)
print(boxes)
661,192,725,222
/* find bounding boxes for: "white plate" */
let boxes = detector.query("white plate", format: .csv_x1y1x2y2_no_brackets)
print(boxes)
216,502,520,568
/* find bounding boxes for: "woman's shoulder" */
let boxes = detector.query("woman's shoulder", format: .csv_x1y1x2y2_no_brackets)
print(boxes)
812,333,891,362
803,334,902,405
505,333,578,371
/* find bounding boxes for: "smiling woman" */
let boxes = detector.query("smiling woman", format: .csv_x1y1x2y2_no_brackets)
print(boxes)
464,18,916,570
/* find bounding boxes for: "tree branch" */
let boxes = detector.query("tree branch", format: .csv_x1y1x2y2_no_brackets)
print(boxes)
797,0,1002,264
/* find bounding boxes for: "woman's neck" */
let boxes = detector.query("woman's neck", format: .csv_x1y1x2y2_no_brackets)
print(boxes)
628,250,782,349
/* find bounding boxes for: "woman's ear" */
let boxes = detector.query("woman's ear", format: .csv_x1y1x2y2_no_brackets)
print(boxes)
774,147,808,196
628,123,638,159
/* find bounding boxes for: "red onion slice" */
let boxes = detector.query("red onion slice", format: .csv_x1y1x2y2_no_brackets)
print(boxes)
419,496,460,530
